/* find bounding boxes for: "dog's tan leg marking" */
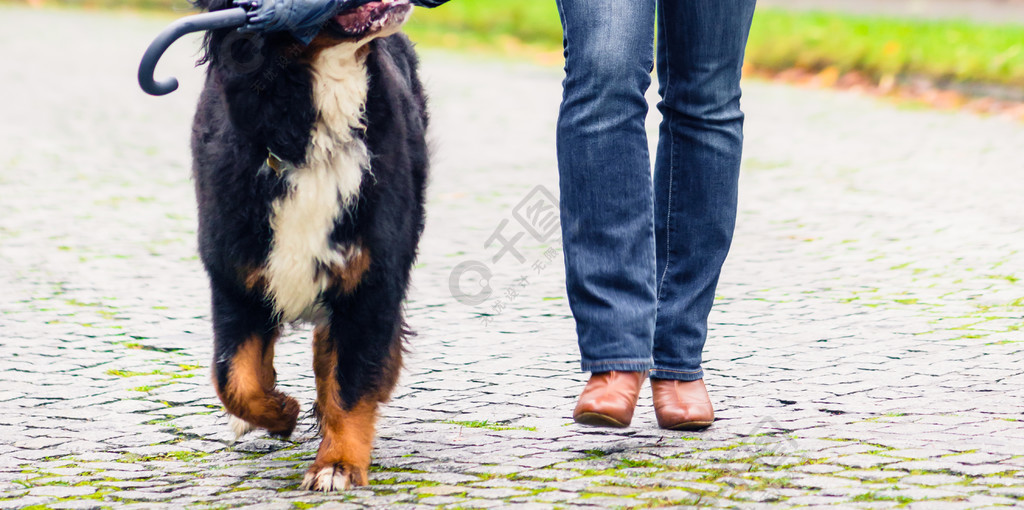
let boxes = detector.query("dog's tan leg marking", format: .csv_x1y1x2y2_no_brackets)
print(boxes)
301,325,389,491
328,245,372,295
215,333,299,437
301,398,377,491
377,328,405,403
242,267,267,293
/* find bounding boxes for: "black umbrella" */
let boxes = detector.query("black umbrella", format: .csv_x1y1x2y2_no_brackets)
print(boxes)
138,0,384,96
138,7,249,96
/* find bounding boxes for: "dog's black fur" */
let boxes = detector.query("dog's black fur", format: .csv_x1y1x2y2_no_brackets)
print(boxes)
190,0,427,490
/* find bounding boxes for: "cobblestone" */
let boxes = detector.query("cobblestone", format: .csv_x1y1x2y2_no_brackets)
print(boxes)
2,4,1024,509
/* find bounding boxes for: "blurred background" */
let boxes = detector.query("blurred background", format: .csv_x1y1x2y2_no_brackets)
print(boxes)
10,0,1024,114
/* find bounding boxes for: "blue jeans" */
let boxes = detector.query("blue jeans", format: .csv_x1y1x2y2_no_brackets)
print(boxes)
555,0,757,381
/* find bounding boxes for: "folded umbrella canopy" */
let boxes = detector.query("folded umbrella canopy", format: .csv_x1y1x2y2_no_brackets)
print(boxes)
138,0,379,96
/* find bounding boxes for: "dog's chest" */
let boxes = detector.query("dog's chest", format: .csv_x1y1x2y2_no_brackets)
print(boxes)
262,45,370,323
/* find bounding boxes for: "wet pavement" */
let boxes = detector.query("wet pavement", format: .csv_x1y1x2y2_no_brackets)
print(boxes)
2,5,1024,509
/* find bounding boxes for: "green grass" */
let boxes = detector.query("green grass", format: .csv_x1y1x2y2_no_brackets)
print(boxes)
406,3,1024,87
402,0,562,63
408,0,562,49
746,9,1024,87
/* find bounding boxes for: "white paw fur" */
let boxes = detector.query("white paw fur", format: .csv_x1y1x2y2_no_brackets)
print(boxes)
228,414,256,440
300,465,352,492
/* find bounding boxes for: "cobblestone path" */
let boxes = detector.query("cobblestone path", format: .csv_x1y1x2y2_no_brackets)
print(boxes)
2,6,1023,509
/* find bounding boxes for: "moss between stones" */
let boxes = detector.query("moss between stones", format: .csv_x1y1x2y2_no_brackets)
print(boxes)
121,450,210,463
439,420,538,432
370,466,427,474
851,491,914,504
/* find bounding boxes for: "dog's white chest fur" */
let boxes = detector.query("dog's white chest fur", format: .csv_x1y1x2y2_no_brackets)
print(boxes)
263,44,370,322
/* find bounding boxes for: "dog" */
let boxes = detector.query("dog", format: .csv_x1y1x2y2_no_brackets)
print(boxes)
190,0,427,491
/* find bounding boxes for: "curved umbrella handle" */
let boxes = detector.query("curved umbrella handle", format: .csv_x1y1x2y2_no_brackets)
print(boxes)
138,8,249,96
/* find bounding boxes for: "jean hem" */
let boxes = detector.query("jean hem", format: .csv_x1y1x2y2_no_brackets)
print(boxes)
649,367,704,381
581,360,654,374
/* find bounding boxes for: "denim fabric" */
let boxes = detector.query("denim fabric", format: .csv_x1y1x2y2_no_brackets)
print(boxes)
555,0,757,381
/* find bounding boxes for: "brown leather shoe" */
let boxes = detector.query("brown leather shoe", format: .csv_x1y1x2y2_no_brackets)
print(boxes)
573,371,646,428
651,378,715,430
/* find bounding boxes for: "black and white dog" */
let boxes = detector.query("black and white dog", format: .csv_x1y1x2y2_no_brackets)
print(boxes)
190,0,427,491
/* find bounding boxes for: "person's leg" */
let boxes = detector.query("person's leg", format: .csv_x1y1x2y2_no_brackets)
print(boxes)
555,0,658,376
651,0,757,382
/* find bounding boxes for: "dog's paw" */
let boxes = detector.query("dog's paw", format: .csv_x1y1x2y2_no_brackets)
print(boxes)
228,414,257,440
299,464,368,492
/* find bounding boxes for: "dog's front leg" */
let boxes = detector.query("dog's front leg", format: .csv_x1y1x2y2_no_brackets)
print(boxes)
303,324,377,490
210,284,300,438
302,283,405,491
